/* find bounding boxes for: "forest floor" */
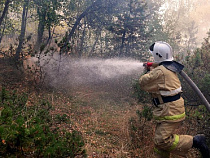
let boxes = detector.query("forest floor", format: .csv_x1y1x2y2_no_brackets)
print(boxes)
0,58,200,158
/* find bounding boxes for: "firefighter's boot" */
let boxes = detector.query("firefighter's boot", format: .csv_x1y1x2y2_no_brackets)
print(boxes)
192,134,209,158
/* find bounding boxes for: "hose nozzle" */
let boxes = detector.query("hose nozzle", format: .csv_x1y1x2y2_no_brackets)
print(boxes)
143,62,154,71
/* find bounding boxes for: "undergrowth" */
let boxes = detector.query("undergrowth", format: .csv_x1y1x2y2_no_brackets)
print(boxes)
0,87,86,157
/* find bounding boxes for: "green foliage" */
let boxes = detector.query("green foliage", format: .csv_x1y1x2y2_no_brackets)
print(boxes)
0,88,86,157
132,79,151,103
40,43,46,52
193,49,202,67
181,31,210,146
181,31,210,106
57,32,71,52
186,105,210,146
55,114,70,124
136,106,153,121
128,105,153,149
106,0,152,58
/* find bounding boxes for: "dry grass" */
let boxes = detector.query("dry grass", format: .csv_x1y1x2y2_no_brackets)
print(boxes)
0,58,203,158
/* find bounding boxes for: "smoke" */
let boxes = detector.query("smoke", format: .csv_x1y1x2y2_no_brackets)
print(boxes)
42,56,144,101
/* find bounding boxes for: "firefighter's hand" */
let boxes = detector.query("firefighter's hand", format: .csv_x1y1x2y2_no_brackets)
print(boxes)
150,66,154,71
143,62,149,71
143,62,153,72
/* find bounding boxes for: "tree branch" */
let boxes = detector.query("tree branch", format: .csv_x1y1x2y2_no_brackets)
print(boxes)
62,0,101,53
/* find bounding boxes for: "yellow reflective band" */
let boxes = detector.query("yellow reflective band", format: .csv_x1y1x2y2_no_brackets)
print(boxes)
154,135,180,155
154,112,185,121
169,134,179,151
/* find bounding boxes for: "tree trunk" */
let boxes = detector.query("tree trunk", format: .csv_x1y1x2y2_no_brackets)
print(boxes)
0,0,10,28
47,26,55,49
119,30,126,57
89,28,100,55
78,21,86,57
34,9,46,52
0,14,7,44
46,25,51,45
15,0,29,61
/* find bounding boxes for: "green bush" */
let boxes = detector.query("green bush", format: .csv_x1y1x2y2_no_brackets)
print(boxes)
0,87,86,157
136,105,153,121
128,106,153,149
186,105,210,146
180,32,210,146
132,79,151,103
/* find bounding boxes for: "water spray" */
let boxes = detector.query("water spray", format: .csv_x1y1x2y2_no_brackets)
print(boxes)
41,57,145,100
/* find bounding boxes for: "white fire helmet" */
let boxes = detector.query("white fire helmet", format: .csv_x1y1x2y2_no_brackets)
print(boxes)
149,41,173,63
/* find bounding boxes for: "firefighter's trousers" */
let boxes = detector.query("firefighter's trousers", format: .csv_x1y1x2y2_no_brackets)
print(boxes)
154,121,193,158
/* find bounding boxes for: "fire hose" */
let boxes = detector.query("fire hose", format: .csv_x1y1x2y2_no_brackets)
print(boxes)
143,61,210,112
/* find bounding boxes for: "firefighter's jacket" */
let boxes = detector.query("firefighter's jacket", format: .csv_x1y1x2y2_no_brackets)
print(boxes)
139,64,185,123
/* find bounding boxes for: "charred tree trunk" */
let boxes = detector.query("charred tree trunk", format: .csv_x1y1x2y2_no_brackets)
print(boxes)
15,0,29,61
0,0,10,28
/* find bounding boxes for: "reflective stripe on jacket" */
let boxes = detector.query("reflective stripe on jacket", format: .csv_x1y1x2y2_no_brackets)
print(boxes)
139,65,185,122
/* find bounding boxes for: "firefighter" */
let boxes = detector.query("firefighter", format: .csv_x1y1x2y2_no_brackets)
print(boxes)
139,41,210,158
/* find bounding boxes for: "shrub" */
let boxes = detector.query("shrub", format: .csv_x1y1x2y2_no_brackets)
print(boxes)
180,31,210,146
0,88,86,157
129,106,153,149
132,79,151,103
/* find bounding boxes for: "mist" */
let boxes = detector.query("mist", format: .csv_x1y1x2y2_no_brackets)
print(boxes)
42,57,144,101
159,0,210,46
